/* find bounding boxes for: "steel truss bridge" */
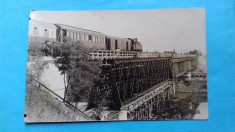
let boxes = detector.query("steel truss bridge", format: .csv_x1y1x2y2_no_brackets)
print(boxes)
89,50,198,120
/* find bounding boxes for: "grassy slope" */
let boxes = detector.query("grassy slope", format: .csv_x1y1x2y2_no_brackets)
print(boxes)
24,80,91,123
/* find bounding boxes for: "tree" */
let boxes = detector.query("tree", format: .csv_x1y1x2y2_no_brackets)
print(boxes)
152,96,195,120
54,42,71,102
189,50,202,56
54,38,102,103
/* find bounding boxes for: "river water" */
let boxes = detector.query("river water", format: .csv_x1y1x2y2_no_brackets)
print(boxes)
40,57,65,98
193,102,208,119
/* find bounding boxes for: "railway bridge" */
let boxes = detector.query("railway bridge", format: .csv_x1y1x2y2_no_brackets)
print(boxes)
89,50,198,120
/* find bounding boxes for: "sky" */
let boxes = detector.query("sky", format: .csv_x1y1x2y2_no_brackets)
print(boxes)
29,8,206,54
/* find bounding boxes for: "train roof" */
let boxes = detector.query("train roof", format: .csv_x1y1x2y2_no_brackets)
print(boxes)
105,34,131,41
55,23,104,35
29,19,57,29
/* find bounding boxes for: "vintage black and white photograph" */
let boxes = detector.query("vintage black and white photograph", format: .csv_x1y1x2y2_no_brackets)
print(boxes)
24,8,207,123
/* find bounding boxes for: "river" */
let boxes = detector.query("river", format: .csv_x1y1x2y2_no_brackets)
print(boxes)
40,57,65,98
193,102,208,119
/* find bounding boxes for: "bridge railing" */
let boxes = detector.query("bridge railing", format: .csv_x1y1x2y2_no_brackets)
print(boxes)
89,50,197,60
172,54,197,58
90,50,137,60
89,50,163,60
138,52,160,58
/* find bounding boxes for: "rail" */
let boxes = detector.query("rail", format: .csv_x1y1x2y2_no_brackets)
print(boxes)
33,79,93,120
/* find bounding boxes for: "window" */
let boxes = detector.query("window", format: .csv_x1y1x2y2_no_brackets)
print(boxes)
44,29,49,37
88,35,92,41
33,27,39,36
126,42,129,51
62,29,67,37
115,40,118,50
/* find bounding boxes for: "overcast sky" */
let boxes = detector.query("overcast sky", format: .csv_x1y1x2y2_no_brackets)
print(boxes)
30,8,206,54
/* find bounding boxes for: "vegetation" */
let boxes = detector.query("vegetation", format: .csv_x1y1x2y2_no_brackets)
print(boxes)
26,42,49,81
189,50,202,56
24,79,91,122
53,38,102,104
152,97,197,120
27,38,104,112
152,81,200,120
25,40,93,122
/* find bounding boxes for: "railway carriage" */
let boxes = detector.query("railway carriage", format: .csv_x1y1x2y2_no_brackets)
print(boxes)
28,19,57,44
55,24,106,50
28,20,143,52
105,35,132,51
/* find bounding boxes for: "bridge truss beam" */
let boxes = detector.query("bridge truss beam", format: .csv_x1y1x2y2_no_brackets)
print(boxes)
117,81,174,120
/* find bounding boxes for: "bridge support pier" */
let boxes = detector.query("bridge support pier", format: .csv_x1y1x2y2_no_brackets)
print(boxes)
118,109,128,120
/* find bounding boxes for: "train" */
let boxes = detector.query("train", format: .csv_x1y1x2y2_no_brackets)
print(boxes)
28,19,142,52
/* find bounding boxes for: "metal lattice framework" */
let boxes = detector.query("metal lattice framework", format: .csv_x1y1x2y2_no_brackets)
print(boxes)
98,58,172,110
